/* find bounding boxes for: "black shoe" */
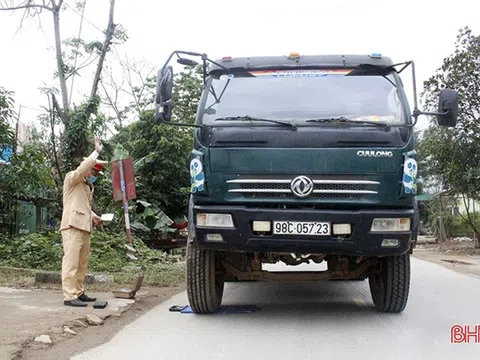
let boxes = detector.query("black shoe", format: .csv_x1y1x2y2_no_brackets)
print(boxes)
64,298,88,307
78,293,97,302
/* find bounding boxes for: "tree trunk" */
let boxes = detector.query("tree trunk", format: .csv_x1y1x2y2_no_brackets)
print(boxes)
437,196,446,243
473,201,479,248
460,194,480,247
89,0,116,101
49,94,63,182
474,231,480,249
437,216,447,243
52,5,70,115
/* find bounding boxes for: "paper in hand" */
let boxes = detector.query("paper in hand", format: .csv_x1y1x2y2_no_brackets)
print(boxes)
101,213,114,222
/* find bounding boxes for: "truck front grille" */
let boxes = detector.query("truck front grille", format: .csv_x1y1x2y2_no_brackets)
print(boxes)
226,177,378,199
242,192,364,199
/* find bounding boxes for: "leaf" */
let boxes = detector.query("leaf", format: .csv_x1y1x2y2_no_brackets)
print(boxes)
130,222,151,232
137,200,152,208
143,207,155,217
156,209,173,228
133,154,154,172
112,144,130,161
144,215,157,229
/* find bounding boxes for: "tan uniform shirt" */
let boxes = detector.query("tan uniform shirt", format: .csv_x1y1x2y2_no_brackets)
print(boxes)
60,155,98,233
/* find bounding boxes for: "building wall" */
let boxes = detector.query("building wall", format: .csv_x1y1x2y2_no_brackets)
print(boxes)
12,201,49,234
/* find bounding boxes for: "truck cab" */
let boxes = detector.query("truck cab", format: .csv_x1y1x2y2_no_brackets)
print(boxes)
155,52,458,314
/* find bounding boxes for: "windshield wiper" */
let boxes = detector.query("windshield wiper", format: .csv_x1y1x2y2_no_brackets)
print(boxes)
305,117,390,130
214,115,297,130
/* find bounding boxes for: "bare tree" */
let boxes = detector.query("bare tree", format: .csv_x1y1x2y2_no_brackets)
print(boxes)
120,57,156,116
1,1,70,113
100,55,156,126
1,0,117,124
100,62,127,127
89,0,115,101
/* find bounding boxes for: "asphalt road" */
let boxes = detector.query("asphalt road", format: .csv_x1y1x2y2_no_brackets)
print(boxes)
74,258,480,360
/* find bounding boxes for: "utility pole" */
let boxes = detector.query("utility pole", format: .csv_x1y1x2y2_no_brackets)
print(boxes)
14,104,22,154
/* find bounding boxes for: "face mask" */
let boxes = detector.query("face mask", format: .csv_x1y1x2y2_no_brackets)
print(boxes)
87,176,97,184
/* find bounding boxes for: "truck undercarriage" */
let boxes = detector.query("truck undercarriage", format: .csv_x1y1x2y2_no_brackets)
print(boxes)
187,241,411,314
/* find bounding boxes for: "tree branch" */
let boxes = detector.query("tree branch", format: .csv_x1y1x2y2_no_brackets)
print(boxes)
48,94,63,182
51,93,68,124
12,6,28,34
89,0,115,100
0,4,52,11
461,193,479,234
122,61,142,115
75,53,99,73
51,3,70,112
100,79,123,126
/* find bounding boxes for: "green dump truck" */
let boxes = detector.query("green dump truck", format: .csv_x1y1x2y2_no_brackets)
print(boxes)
155,51,458,313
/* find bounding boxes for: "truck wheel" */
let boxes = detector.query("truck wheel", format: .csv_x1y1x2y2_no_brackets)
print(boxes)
368,254,410,313
186,241,225,314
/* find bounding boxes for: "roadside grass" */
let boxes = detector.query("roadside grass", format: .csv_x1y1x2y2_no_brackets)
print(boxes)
0,266,37,288
0,262,186,291
0,231,186,290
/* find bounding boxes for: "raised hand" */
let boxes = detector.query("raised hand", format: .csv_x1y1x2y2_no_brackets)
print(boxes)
94,135,103,153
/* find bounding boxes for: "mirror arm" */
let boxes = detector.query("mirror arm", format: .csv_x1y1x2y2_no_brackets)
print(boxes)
161,51,228,85
414,109,450,116
202,55,207,85
161,50,205,73
206,59,228,69
408,60,450,126
403,109,450,129
410,60,422,122
389,60,457,128
156,50,230,124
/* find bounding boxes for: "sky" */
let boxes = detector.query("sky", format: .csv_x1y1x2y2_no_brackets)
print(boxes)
1,0,479,130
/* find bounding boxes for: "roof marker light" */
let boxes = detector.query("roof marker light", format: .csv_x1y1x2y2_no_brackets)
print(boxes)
288,52,301,59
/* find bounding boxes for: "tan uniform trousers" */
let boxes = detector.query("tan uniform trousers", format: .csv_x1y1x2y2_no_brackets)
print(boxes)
61,228,91,301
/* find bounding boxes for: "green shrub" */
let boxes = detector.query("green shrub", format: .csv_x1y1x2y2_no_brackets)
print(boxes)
0,232,62,271
0,230,184,273
446,214,480,238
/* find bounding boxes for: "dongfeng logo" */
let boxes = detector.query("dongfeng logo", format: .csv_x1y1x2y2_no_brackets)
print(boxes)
357,150,394,158
291,176,314,198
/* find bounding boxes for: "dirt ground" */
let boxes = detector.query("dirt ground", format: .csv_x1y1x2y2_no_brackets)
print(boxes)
413,240,480,279
0,268,184,360
19,286,183,360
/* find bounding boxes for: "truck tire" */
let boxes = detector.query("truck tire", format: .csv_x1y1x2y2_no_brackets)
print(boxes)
368,254,410,313
186,241,225,314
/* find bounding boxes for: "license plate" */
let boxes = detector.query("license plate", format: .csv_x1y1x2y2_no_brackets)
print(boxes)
273,221,331,236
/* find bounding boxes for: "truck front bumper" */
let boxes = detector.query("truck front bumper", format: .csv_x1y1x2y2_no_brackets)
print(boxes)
193,205,415,256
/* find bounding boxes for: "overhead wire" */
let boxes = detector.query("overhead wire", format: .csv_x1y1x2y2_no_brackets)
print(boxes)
63,0,104,35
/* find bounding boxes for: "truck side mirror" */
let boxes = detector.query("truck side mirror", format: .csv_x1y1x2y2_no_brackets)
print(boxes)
155,65,174,122
437,89,458,127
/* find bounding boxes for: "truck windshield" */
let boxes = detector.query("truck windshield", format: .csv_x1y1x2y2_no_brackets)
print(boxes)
200,69,407,126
